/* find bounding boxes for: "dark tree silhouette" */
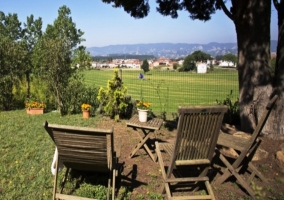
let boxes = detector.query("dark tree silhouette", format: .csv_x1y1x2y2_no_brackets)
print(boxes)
141,59,149,73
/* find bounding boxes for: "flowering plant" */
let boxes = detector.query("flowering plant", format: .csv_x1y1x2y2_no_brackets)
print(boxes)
25,101,46,109
81,103,91,111
136,99,151,110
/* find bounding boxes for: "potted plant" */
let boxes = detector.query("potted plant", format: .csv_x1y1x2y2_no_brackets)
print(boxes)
136,99,151,122
25,101,46,115
81,103,91,118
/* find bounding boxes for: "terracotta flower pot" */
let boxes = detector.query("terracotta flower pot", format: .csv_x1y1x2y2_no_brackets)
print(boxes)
26,108,44,115
82,110,90,118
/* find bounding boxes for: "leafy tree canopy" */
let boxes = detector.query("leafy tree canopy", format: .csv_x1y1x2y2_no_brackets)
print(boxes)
191,50,211,62
222,53,237,64
141,59,150,73
182,51,210,71
102,0,222,20
32,6,87,115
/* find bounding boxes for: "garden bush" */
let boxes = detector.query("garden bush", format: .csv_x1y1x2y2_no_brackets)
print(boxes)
216,90,240,125
60,75,100,115
97,69,132,121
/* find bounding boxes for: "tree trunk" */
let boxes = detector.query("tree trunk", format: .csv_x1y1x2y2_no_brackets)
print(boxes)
233,0,273,133
273,0,284,139
26,70,30,100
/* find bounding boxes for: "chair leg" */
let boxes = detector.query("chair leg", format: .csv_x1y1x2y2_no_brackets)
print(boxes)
205,180,216,200
193,166,210,192
107,171,111,200
53,154,59,200
112,169,116,200
164,183,172,199
217,152,255,197
60,167,70,194
215,150,244,185
248,162,268,184
155,143,171,198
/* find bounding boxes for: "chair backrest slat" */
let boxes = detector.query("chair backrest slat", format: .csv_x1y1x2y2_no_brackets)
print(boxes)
173,106,228,165
44,122,113,172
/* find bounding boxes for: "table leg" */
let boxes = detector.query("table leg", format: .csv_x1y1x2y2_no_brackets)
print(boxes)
129,129,156,162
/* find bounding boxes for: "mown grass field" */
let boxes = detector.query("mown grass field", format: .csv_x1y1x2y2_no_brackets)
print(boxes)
83,68,239,118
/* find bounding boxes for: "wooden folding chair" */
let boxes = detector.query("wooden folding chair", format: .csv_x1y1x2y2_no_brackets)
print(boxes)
215,95,278,198
43,121,120,200
155,106,228,200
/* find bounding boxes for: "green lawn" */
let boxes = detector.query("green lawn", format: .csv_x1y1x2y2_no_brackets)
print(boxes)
0,110,163,199
0,110,103,199
83,68,239,118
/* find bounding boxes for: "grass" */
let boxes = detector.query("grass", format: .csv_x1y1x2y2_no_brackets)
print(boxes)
83,68,239,118
0,110,166,199
0,110,105,199
1,103,284,199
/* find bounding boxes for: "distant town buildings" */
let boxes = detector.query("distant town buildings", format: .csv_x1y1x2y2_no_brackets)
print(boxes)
90,57,238,71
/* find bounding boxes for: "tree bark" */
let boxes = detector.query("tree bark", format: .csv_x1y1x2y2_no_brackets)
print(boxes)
25,70,30,100
233,0,274,133
273,0,284,139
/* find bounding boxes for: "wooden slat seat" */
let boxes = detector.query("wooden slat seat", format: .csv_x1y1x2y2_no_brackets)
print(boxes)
217,132,251,152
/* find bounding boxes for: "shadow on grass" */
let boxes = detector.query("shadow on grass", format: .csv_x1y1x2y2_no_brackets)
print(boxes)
117,163,148,198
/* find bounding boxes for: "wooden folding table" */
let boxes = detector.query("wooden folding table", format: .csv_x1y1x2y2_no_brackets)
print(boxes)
126,115,163,162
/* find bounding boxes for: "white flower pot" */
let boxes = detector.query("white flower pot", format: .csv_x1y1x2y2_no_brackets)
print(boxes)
137,108,148,122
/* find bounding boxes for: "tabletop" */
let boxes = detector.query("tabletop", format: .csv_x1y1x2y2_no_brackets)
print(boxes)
126,115,163,130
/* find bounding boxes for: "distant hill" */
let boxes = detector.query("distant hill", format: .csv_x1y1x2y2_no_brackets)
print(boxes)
87,41,278,59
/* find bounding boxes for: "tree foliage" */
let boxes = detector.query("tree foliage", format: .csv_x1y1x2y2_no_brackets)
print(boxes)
191,50,211,62
141,59,150,73
182,55,195,71
182,50,211,71
102,0,221,20
72,46,93,70
22,14,42,99
222,53,237,65
215,55,223,61
32,6,86,115
0,12,27,110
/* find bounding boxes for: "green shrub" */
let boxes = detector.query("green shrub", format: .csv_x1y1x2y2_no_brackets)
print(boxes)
173,63,179,70
9,75,54,111
60,75,100,115
0,79,14,110
216,90,240,125
97,69,132,120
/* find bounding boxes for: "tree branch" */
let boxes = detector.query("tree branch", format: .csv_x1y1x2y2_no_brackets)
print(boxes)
218,0,233,21
273,0,279,11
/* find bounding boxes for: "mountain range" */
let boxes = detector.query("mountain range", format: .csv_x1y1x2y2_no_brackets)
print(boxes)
87,40,278,59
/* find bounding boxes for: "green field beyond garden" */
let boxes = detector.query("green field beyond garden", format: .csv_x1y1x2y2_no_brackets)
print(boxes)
83,68,239,118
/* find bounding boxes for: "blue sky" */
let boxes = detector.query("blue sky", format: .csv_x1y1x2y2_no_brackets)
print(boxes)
1,0,278,48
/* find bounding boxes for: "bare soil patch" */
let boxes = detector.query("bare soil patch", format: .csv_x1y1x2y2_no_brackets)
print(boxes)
96,116,284,199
